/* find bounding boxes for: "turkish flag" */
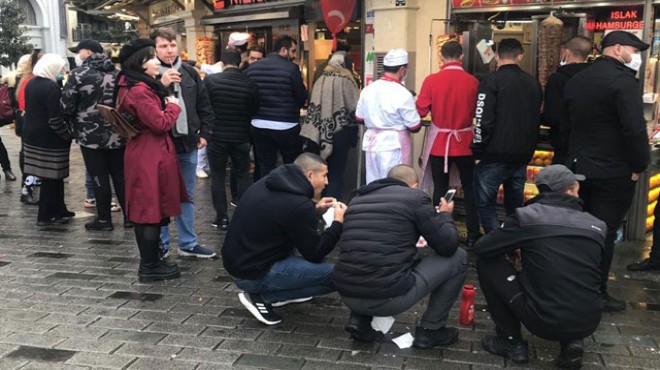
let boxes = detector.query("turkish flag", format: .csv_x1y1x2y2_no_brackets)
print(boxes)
321,0,356,50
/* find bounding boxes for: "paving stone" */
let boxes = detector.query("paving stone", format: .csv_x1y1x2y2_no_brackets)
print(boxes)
442,349,505,367
0,309,48,322
54,338,124,354
338,351,404,369
216,339,281,355
258,331,319,346
0,358,28,370
602,354,660,369
5,345,77,362
628,346,660,358
15,362,92,370
0,343,18,357
583,342,631,356
157,334,222,350
66,352,136,369
30,303,87,315
276,344,342,362
0,320,55,335
0,333,67,348
235,353,304,369
404,358,471,370
593,333,658,347
82,307,139,319
301,361,369,370
175,348,239,364
377,342,445,360
100,329,166,344
126,358,196,370
115,343,183,358
182,314,242,328
92,318,152,331
200,327,261,340
37,313,99,326
143,322,206,336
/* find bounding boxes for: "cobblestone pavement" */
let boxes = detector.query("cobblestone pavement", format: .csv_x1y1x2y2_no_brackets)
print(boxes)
1,126,660,369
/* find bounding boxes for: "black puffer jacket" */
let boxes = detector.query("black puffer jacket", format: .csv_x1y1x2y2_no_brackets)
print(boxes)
333,178,458,299
470,64,543,164
222,164,342,280
203,68,259,143
60,53,123,149
564,56,650,178
474,192,605,339
245,53,307,123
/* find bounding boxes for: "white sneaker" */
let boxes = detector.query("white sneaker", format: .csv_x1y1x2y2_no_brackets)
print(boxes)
111,199,121,212
271,296,313,307
196,170,209,179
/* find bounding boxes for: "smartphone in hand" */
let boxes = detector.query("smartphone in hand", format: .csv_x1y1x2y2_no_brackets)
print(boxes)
443,189,457,203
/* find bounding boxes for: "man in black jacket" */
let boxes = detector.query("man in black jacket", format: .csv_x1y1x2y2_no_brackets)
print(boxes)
471,38,543,234
542,36,592,165
564,31,650,312
245,36,307,177
475,165,605,369
150,27,216,259
204,49,259,231
222,153,346,325
334,165,467,349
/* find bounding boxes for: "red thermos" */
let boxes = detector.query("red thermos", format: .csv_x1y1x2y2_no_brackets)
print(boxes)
459,284,475,326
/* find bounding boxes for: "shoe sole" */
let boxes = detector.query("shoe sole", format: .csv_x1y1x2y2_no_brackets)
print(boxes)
238,292,281,325
138,271,181,282
482,340,529,364
85,226,114,231
178,249,217,259
272,296,313,307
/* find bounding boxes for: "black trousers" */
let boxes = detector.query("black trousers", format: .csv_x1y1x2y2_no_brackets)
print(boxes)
323,126,358,201
80,146,126,222
252,125,302,178
208,141,251,221
477,255,593,342
0,135,11,171
38,179,66,221
429,155,480,237
579,176,635,293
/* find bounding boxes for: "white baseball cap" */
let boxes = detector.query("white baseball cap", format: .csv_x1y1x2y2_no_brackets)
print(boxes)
228,32,250,47
383,48,408,67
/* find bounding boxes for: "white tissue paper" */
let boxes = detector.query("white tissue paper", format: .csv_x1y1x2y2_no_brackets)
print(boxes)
392,333,415,349
371,316,395,334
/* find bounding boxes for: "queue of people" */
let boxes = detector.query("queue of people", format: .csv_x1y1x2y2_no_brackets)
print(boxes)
0,28,656,370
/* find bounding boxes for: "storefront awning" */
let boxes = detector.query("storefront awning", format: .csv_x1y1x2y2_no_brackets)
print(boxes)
200,0,304,26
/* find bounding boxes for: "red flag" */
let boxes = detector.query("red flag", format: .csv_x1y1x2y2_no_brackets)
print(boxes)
321,0,356,51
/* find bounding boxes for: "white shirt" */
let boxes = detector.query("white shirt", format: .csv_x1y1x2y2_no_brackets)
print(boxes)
251,119,298,130
356,78,420,152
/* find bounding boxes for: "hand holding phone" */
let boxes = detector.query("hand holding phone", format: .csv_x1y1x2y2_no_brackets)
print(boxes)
443,189,457,203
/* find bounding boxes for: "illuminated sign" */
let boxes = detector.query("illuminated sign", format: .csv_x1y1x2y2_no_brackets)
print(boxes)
214,0,280,9
585,9,643,31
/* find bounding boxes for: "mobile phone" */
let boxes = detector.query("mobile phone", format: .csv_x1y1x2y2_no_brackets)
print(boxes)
443,189,457,203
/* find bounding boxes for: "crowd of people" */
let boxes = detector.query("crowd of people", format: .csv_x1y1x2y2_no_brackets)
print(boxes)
0,27,655,369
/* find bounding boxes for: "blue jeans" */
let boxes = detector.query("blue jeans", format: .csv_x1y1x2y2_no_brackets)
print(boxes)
234,256,335,304
474,162,526,234
161,149,199,251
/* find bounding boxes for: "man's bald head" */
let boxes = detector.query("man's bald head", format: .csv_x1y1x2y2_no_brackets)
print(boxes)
388,165,418,187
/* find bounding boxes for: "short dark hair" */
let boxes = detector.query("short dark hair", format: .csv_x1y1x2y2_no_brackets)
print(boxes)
566,36,593,60
383,64,406,74
335,39,351,52
249,45,265,55
273,36,296,53
150,27,176,42
294,152,327,173
221,48,241,67
121,46,156,74
441,41,463,60
497,38,524,59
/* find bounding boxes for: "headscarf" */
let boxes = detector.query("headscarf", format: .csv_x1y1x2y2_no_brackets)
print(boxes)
328,51,347,68
33,54,65,82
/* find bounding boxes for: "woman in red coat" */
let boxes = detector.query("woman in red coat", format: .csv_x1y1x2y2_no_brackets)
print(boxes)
116,39,187,282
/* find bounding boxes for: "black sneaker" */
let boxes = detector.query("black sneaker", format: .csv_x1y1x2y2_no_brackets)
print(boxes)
627,258,660,272
36,217,70,226
481,334,529,363
344,311,383,342
557,339,584,369
3,170,16,181
138,260,180,282
60,210,76,219
238,292,282,325
85,219,113,231
413,326,459,349
602,292,626,312
212,217,229,230
20,193,39,206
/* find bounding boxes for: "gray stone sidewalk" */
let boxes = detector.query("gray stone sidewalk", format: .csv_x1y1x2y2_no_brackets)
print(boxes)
0,126,660,369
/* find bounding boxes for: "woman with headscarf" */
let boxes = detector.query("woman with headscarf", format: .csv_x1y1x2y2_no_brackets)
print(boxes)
116,38,186,282
23,54,73,226
301,51,360,200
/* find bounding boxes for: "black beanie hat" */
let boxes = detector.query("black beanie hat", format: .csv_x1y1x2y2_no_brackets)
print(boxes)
119,38,156,64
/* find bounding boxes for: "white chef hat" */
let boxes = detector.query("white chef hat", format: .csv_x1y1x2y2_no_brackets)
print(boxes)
228,32,250,47
383,48,408,67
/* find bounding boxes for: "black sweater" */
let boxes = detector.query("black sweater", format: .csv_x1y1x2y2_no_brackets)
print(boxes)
203,68,259,143
333,178,458,299
474,192,605,337
564,56,650,178
222,164,342,280
470,64,543,164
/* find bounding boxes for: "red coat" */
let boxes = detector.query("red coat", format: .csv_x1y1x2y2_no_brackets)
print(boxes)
416,62,478,157
117,78,188,224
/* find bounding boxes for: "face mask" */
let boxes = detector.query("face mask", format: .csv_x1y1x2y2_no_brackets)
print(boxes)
74,54,83,67
625,51,642,72
559,60,567,66
56,72,65,82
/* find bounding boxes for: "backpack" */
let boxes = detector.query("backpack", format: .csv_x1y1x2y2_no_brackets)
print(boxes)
0,84,15,126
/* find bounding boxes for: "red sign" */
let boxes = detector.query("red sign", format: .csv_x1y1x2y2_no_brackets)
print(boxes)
321,0,356,50
585,10,643,31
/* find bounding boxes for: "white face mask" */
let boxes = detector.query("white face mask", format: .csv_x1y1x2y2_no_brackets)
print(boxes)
559,60,567,66
74,54,83,67
624,50,642,72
